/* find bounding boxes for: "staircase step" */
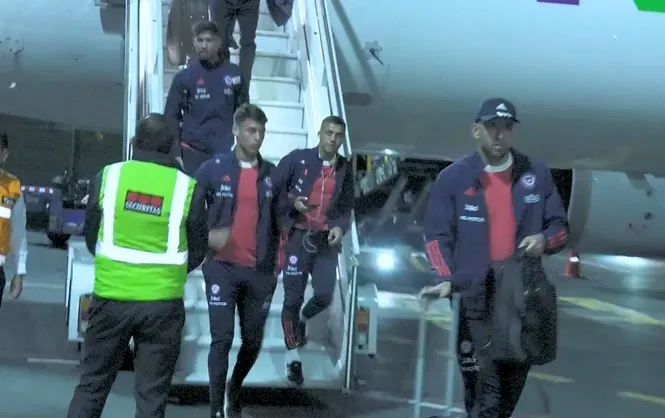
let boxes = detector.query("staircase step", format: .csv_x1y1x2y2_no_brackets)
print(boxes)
239,11,285,33
250,76,301,102
260,127,308,164
161,4,284,33
257,101,305,129
174,269,342,388
230,50,298,78
229,30,290,54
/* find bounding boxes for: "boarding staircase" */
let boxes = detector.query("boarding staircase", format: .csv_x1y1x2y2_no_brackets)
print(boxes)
154,0,368,388
162,1,306,164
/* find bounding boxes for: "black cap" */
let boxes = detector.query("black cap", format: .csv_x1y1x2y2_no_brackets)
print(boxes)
475,98,519,123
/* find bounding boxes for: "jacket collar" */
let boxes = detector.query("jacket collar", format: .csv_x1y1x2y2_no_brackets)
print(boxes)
468,148,532,186
306,146,345,164
132,150,175,168
226,150,270,178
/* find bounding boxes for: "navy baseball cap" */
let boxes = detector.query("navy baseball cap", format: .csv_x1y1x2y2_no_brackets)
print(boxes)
475,98,519,123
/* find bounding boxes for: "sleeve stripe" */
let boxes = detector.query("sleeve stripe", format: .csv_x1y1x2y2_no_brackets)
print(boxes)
425,240,451,276
546,230,568,249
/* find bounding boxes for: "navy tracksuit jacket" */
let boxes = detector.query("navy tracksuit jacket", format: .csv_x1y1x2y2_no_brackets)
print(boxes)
423,150,569,316
164,59,243,156
194,151,279,275
273,147,354,236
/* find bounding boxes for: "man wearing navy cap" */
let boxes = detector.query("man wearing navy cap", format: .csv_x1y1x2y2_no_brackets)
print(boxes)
420,98,568,417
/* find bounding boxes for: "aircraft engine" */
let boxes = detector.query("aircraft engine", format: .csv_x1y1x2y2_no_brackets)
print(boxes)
557,170,665,257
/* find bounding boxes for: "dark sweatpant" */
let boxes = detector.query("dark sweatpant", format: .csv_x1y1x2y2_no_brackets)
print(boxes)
281,229,338,350
203,260,276,417
210,0,260,104
457,311,531,418
0,268,6,309
67,296,185,418
180,143,214,176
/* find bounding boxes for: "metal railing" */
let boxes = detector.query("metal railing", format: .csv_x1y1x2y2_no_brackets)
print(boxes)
290,0,362,391
122,0,165,161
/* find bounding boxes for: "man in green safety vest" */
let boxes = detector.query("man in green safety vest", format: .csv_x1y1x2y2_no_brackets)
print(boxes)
67,113,208,418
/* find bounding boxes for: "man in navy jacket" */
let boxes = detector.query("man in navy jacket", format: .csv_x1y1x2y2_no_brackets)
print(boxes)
421,98,568,418
165,20,244,176
194,103,278,418
273,115,354,385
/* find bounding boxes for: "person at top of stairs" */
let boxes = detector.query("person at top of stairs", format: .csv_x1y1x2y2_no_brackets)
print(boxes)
210,0,260,106
273,116,354,386
194,103,280,418
165,20,244,176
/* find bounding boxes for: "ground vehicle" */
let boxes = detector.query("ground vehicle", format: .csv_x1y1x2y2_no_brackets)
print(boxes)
23,171,89,247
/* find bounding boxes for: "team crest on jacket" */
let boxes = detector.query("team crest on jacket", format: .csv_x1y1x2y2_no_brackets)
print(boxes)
124,191,164,216
224,76,233,86
520,174,536,189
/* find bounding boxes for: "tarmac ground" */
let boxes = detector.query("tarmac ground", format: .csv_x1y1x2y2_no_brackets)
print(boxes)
1,233,664,417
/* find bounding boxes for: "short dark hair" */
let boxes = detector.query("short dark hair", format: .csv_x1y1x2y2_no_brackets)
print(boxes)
0,132,7,150
193,20,220,38
234,103,268,127
320,115,346,131
133,113,172,154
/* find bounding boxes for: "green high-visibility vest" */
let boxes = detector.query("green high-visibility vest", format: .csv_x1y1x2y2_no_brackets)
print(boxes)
94,160,196,301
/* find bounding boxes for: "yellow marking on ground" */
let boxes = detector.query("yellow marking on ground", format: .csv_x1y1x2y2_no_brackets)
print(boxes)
559,297,665,327
528,372,574,384
618,391,665,407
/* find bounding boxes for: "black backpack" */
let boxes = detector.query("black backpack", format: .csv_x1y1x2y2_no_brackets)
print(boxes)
485,256,557,365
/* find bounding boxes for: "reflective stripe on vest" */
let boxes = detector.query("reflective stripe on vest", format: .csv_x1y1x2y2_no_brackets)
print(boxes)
95,163,190,265
0,172,21,256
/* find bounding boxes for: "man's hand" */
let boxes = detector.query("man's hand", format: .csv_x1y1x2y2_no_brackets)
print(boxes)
328,227,343,246
81,194,89,205
518,233,547,256
419,281,452,300
294,196,314,213
9,275,23,300
208,228,231,251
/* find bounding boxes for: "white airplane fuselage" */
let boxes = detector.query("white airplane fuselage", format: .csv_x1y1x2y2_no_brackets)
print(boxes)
2,0,665,255
0,0,124,131
330,0,665,173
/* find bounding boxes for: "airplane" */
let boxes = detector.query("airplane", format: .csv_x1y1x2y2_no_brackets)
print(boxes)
1,0,665,257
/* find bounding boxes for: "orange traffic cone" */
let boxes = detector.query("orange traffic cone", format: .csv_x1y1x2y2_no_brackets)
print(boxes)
564,250,582,278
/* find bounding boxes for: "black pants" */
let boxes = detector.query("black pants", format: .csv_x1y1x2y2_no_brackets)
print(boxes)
0,268,6,309
281,229,338,350
457,313,531,418
67,296,185,418
180,144,214,176
203,260,276,416
211,0,260,104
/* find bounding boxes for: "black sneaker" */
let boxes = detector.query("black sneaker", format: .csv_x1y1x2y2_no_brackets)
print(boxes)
224,380,242,418
286,361,304,386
